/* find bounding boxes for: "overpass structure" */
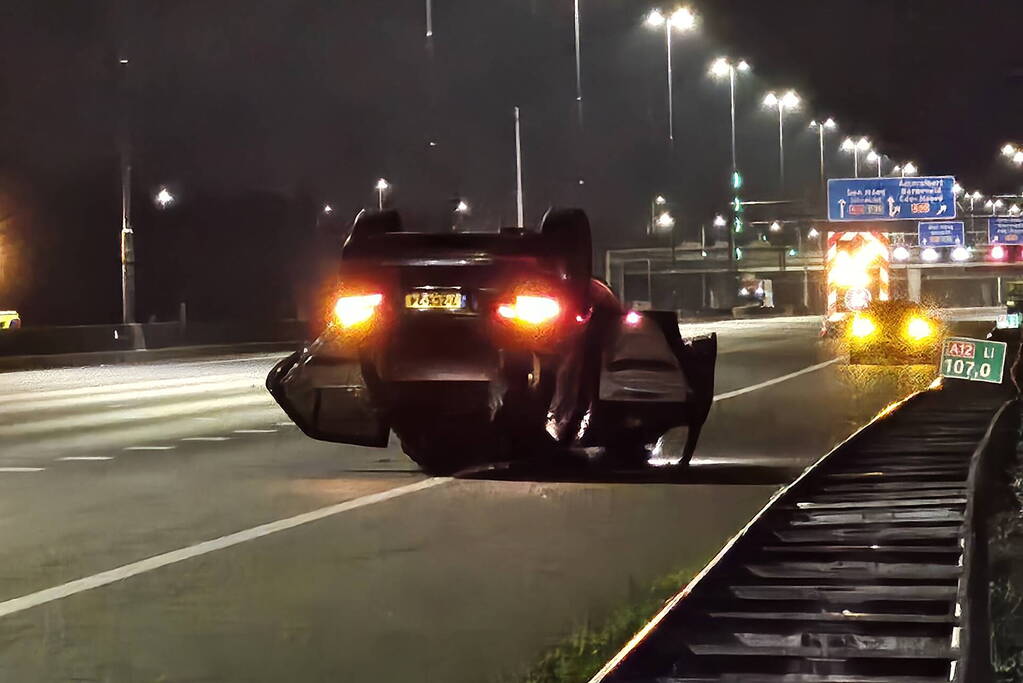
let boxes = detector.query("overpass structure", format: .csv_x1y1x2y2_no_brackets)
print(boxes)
607,218,1023,314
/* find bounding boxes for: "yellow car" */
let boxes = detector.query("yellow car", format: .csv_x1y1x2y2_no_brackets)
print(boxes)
847,300,941,364
0,310,21,330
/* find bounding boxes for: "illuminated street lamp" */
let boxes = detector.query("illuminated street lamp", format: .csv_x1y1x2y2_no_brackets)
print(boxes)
655,211,675,230
323,204,333,214
865,150,884,178
645,7,698,144
649,195,667,235
966,190,983,213
840,137,871,177
713,214,727,227
807,227,820,239
762,89,800,192
155,187,175,208
921,247,940,263
986,198,1005,215
709,57,750,177
769,220,782,232
1002,143,1017,158
374,178,390,209
892,246,911,261
808,118,837,185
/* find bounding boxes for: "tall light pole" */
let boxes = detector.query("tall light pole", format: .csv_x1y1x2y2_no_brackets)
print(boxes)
762,90,800,193
840,137,871,177
645,7,697,145
806,117,838,183
117,55,135,325
865,149,883,178
574,0,583,124
892,161,918,178
649,195,666,235
709,57,750,179
375,178,390,209
514,106,524,227
808,117,837,188
453,199,470,231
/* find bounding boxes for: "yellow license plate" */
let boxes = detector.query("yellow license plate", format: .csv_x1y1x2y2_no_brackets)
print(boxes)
405,291,465,310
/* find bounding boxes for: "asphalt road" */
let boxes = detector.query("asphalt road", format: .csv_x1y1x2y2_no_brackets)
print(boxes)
0,318,943,682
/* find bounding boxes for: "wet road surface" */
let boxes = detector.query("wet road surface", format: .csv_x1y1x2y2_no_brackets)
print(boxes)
0,318,945,681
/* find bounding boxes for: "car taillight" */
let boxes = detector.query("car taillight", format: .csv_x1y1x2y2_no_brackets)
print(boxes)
333,293,383,328
496,295,561,325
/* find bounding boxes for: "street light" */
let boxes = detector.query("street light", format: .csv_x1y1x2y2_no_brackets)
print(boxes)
649,195,667,235
323,204,333,214
808,118,837,186
840,137,870,177
713,214,727,227
1002,144,1017,158
769,220,782,232
374,178,390,209
155,187,175,208
709,57,751,178
645,7,697,144
455,200,470,214
762,89,800,192
807,227,820,239
655,211,675,229
865,150,883,178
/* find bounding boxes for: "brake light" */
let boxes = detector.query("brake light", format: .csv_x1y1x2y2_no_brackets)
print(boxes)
496,295,561,325
334,293,383,328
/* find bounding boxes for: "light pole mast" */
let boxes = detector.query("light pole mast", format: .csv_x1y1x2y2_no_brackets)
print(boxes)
118,55,134,325
645,8,696,146
514,106,524,227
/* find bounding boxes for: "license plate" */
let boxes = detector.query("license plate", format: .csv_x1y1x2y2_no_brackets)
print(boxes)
404,290,465,310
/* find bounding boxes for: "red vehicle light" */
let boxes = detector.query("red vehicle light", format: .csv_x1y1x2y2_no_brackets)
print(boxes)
496,295,561,325
333,293,383,329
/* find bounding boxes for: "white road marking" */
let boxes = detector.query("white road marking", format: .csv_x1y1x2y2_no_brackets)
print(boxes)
0,373,251,405
123,446,176,451
0,378,258,416
274,421,293,427
0,477,448,619
0,467,44,472
180,437,232,442
0,394,271,438
713,358,841,402
185,353,289,366
233,429,277,434
58,456,114,461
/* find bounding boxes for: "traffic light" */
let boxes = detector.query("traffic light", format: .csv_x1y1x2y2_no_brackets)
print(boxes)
731,171,743,190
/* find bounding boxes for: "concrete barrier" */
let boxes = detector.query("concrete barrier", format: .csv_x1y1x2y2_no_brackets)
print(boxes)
0,319,308,371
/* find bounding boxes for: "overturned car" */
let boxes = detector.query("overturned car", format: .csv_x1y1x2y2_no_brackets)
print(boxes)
267,208,716,474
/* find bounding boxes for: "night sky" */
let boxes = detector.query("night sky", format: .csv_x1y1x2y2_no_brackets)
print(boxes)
0,1,1021,322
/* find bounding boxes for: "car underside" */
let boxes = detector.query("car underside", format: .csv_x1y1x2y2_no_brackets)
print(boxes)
267,208,717,474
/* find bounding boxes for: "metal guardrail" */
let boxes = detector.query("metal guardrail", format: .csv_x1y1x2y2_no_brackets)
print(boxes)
591,378,1017,682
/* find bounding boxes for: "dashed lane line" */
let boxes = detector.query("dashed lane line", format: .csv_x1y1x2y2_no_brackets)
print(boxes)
0,477,448,619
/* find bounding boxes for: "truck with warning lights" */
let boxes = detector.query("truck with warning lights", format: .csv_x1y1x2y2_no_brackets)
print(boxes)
822,231,891,336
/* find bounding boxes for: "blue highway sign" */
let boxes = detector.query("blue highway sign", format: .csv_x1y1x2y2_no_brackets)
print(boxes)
989,217,1023,244
827,176,957,222
918,221,965,247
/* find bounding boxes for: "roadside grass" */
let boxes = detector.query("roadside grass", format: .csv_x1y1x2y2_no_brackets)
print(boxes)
514,556,714,683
